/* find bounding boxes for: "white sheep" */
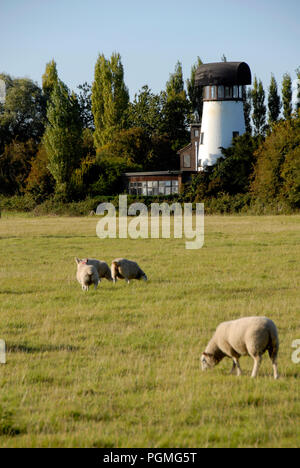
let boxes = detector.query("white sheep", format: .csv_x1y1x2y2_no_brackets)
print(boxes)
75,258,100,291
201,316,279,379
111,258,147,284
77,257,113,281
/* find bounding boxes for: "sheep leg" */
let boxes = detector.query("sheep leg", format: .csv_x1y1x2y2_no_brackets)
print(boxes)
251,355,262,378
229,360,236,375
272,358,279,380
232,357,242,376
126,278,130,284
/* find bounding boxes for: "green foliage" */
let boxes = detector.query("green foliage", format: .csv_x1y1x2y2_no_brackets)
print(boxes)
25,143,55,202
127,85,163,136
0,77,46,148
0,193,37,212
161,61,191,151
209,133,258,195
282,73,292,120
43,81,83,200
42,59,58,100
0,139,37,195
186,56,203,123
77,82,94,129
268,74,281,125
92,53,129,149
251,115,300,208
243,88,252,134
251,76,266,135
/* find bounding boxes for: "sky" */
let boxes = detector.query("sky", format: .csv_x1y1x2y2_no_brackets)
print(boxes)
0,0,299,100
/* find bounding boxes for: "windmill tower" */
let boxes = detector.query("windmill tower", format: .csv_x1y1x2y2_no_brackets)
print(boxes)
195,62,251,168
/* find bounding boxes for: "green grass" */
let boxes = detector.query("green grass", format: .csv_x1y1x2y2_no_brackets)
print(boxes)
0,213,299,447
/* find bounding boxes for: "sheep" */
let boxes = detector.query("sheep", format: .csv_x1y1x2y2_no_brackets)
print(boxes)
201,316,279,379
76,257,113,281
75,258,100,291
111,258,147,284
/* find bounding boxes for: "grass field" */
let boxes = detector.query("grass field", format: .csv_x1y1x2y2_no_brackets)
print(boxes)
0,213,299,448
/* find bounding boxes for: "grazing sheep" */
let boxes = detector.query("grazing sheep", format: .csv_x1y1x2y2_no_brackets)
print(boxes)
75,258,99,291
201,316,279,379
77,257,112,281
111,258,147,284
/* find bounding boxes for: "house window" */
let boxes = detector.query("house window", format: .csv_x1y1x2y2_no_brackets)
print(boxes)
200,132,204,144
194,129,199,137
233,85,239,98
183,154,191,168
130,180,179,196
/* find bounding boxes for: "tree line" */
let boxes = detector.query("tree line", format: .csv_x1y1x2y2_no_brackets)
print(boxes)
0,54,299,212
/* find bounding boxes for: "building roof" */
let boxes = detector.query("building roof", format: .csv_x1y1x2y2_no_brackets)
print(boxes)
124,171,181,177
195,62,251,86
177,143,192,154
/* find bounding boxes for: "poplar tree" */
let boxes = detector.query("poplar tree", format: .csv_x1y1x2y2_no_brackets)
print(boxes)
42,59,58,100
162,61,190,150
44,81,83,199
243,88,252,134
186,56,203,122
91,52,129,149
282,73,292,120
251,76,266,135
268,74,281,125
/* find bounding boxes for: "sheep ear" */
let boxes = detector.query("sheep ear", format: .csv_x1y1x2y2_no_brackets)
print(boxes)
203,352,212,357
75,257,80,264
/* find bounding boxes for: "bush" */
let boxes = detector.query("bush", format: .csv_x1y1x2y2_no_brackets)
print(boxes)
0,194,37,212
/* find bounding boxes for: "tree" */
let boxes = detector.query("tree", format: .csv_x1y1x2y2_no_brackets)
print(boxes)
251,115,300,208
186,56,203,123
127,85,163,136
91,52,129,149
0,78,46,148
282,73,292,120
25,143,55,201
43,80,83,200
268,74,281,125
161,61,190,151
77,82,94,130
0,139,37,195
42,59,59,100
251,76,266,135
207,133,258,195
243,88,252,134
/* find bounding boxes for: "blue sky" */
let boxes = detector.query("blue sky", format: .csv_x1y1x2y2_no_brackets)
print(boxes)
1,0,299,99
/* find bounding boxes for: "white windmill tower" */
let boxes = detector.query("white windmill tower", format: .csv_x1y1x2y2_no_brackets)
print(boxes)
195,62,251,169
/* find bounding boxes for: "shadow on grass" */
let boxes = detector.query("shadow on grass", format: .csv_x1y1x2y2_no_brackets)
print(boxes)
0,290,39,295
7,343,79,353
